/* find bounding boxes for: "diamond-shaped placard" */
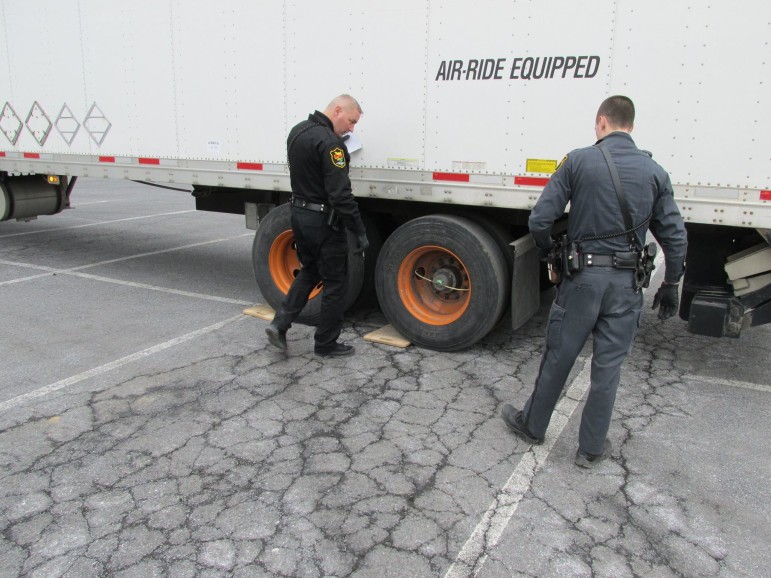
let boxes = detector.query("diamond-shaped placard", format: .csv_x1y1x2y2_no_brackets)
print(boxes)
26,101,53,146
55,103,81,145
1,102,23,145
83,102,111,147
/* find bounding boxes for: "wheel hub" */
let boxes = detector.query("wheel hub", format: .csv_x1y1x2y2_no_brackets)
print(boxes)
431,266,461,293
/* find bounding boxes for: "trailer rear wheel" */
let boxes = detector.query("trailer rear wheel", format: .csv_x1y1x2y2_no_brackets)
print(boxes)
252,203,364,325
375,215,508,351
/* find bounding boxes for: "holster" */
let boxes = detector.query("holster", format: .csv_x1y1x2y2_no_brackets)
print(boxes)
546,249,562,284
546,235,581,283
546,236,564,284
634,243,657,290
326,208,341,231
561,236,581,279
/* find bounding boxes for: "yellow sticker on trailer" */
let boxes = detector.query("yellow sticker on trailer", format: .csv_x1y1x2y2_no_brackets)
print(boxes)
526,159,558,174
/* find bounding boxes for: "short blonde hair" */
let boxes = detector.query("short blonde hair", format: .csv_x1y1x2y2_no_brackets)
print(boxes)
327,94,363,114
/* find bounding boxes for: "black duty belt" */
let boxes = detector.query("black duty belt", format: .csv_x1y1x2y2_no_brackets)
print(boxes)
290,197,328,213
581,251,639,269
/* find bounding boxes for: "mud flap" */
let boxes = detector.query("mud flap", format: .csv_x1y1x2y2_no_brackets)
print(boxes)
510,233,541,332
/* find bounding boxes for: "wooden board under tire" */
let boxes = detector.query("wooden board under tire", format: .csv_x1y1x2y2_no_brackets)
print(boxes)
363,325,411,348
245,305,410,348
243,305,275,321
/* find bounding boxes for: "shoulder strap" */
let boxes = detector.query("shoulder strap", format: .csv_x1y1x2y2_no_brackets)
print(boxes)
597,143,637,249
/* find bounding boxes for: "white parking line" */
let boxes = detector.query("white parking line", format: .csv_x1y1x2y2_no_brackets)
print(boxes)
65,270,254,304
683,375,771,393
0,314,247,414
0,210,196,238
0,263,59,285
0,234,254,306
68,200,115,205
0,261,252,304
445,360,592,578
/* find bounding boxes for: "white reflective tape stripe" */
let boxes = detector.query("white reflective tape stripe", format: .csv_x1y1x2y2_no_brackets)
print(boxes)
469,174,503,185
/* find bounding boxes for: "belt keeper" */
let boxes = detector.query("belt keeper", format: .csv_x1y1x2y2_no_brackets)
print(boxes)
586,253,593,266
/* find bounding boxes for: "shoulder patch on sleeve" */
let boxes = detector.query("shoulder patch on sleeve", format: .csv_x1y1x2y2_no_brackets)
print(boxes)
330,147,346,169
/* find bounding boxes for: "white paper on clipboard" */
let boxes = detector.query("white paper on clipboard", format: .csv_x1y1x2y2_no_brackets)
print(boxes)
343,132,363,153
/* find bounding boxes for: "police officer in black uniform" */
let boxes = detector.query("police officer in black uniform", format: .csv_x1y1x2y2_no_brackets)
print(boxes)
502,95,687,467
266,95,368,357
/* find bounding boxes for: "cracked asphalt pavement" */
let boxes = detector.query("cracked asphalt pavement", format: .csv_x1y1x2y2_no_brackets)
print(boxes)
1,179,769,577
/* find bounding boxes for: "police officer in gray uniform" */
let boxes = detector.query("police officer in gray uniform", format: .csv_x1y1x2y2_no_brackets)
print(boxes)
502,95,687,467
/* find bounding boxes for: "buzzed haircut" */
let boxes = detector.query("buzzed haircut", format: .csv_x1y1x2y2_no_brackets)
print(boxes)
597,95,635,129
328,94,363,114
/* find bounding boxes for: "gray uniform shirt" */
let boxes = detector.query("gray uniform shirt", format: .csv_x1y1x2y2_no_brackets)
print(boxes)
528,131,687,284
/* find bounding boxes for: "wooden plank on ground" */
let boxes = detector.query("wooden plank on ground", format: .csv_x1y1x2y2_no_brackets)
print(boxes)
364,324,411,348
243,305,275,321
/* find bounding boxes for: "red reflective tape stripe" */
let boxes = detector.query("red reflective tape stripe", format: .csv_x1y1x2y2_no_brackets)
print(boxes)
515,176,550,187
237,162,263,171
138,157,160,165
23,152,40,159
0,151,6,157
761,190,771,201
99,156,115,163
432,172,470,182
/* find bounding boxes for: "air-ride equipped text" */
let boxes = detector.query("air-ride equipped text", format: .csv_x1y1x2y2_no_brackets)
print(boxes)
435,55,601,81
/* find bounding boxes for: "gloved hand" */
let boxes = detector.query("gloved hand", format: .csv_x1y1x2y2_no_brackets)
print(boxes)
652,282,679,320
354,233,369,257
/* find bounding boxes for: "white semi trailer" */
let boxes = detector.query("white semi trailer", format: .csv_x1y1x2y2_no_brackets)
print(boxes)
1,0,769,350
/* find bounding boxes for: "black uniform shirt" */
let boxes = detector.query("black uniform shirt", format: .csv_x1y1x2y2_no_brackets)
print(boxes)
529,131,687,283
287,110,365,236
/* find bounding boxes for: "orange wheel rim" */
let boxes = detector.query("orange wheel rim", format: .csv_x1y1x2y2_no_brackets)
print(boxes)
397,245,471,325
268,229,322,299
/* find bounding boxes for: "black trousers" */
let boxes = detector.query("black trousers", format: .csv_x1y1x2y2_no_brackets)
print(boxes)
272,208,348,348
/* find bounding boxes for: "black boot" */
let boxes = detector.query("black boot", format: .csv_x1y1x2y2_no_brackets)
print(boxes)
265,323,287,352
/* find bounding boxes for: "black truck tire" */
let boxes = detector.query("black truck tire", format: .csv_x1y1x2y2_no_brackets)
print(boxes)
375,214,508,351
252,203,364,325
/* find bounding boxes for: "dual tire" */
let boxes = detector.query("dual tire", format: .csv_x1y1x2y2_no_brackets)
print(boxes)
252,207,510,351
375,215,509,351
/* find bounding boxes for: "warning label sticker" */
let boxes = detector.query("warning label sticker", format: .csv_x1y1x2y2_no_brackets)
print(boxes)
526,159,558,174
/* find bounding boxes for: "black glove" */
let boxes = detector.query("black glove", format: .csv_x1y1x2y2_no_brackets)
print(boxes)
354,233,369,257
652,282,679,320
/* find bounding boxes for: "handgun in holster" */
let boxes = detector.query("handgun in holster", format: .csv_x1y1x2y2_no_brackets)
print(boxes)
634,243,657,290
546,237,564,284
